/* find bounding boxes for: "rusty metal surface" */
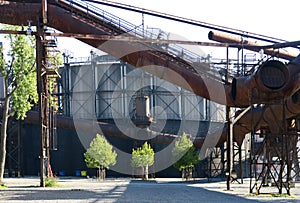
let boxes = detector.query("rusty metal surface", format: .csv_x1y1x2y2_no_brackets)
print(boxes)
2,1,299,108
230,60,290,106
23,110,205,148
215,89,300,146
1,0,300,148
208,31,297,61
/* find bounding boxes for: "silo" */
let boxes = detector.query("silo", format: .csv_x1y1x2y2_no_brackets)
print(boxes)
152,77,181,120
61,53,225,136
132,95,152,127
95,55,123,120
69,62,95,119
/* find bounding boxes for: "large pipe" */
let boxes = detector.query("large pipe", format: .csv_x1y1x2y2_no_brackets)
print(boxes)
209,30,300,106
23,110,205,148
1,1,300,149
0,1,299,108
208,31,297,61
208,30,300,145
216,89,300,146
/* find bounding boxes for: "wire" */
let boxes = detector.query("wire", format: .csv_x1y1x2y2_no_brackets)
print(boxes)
82,0,287,44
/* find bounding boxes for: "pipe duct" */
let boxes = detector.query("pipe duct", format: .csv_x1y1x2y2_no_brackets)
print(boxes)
231,60,289,106
208,31,297,61
0,1,299,108
216,89,300,146
1,1,300,149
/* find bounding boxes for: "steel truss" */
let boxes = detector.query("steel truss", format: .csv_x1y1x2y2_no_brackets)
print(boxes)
249,97,300,195
206,147,225,180
6,121,22,178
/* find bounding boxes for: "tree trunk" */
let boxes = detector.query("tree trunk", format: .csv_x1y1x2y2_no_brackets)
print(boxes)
0,97,10,183
144,164,149,180
102,168,106,180
98,167,106,181
97,168,101,181
187,167,193,180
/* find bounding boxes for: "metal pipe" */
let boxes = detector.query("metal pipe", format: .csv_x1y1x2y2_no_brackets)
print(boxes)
0,1,299,108
208,31,297,61
23,110,205,148
2,1,300,148
216,89,300,146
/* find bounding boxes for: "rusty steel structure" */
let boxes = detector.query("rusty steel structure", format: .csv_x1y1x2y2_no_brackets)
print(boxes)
0,0,300,193
22,110,205,148
208,31,297,61
208,32,300,194
247,96,300,195
1,0,300,108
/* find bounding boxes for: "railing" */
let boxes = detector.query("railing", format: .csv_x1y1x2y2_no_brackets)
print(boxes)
60,0,203,59
58,0,229,81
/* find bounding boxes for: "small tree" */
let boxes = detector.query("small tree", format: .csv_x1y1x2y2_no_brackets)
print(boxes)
131,142,154,180
172,133,199,180
84,134,117,181
0,25,38,183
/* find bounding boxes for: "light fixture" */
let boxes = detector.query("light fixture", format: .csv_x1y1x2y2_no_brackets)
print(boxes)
26,20,32,36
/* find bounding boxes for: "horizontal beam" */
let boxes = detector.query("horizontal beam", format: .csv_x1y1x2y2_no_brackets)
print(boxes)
0,29,298,52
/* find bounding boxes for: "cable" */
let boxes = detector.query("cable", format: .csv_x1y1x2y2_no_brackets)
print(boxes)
82,0,287,44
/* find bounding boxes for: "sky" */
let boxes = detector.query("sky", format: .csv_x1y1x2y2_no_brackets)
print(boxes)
56,0,300,59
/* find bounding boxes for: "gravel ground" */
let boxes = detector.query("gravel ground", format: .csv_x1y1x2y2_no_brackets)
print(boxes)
0,177,300,202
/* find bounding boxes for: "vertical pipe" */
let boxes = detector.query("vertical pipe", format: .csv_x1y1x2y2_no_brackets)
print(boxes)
238,145,243,184
38,0,49,187
249,93,254,194
279,98,284,194
36,25,45,187
226,46,231,191
17,120,21,177
226,108,231,190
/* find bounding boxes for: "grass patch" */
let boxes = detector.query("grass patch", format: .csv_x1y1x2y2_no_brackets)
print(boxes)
247,193,296,198
0,184,7,189
271,193,296,198
45,177,60,187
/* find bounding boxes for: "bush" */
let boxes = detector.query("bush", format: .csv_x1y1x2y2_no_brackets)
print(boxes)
45,177,58,187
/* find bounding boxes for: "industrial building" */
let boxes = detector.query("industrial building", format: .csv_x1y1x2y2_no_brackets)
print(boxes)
8,51,227,177
1,0,300,195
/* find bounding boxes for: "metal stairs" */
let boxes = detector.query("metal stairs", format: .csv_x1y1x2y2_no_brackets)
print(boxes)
53,0,225,84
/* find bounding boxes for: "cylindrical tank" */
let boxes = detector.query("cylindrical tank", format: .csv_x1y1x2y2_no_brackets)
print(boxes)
135,95,150,119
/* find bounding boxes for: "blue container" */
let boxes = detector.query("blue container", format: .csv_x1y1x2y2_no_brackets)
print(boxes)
58,170,65,176
75,170,81,176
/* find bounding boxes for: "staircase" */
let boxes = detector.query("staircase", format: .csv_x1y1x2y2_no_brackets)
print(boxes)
53,0,225,83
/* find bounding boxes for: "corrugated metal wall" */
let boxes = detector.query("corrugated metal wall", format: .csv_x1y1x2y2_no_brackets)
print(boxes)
62,54,225,123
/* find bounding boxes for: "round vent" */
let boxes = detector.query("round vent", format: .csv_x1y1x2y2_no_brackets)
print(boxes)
259,60,288,90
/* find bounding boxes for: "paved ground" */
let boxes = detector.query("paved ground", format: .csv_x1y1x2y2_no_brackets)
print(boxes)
0,177,300,202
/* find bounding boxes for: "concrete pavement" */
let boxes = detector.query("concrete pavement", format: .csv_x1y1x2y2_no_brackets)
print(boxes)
0,177,300,202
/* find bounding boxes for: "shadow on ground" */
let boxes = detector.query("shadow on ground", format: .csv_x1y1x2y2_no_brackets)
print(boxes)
1,178,299,203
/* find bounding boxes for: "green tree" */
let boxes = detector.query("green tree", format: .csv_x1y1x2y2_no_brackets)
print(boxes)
84,134,117,180
131,142,154,180
172,133,199,180
0,25,38,183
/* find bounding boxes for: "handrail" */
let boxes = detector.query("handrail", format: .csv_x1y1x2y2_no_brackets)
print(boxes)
58,0,226,81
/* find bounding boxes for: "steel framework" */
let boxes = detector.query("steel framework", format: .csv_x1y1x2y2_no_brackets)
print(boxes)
249,96,300,195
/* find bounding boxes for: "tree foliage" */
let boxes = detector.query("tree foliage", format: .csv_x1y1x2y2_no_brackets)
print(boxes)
0,24,38,183
131,142,154,168
84,134,117,170
1,25,38,119
172,133,199,172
